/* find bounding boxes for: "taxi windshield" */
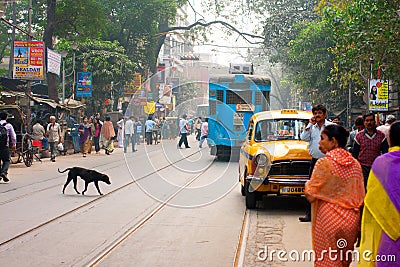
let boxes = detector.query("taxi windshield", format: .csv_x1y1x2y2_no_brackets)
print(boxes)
254,119,308,141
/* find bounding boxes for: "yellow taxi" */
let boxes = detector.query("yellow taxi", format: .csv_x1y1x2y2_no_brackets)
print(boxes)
239,109,312,209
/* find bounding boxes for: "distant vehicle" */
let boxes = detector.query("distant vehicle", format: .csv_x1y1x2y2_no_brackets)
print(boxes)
196,104,209,118
238,109,312,209
208,66,271,160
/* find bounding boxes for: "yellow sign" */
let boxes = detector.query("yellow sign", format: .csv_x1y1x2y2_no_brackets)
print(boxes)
124,73,142,95
144,101,155,114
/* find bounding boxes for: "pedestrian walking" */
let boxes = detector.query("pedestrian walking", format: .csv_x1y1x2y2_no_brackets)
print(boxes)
46,115,62,162
305,124,365,267
178,114,190,149
78,116,92,157
199,118,208,148
135,118,142,145
100,116,115,155
92,117,102,154
346,116,364,153
359,121,400,266
117,117,124,148
299,104,334,222
124,116,136,153
0,112,16,182
352,113,388,189
195,117,202,141
145,116,156,145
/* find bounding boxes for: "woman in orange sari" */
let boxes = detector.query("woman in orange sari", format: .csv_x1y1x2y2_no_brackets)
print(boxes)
100,116,115,155
305,124,365,267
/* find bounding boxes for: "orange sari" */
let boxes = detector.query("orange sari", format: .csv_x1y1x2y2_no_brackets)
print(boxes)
305,148,365,267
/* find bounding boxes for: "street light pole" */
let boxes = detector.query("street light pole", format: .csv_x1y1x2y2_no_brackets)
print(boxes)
60,51,68,106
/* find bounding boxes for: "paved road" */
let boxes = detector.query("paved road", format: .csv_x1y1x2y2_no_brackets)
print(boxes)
0,136,315,266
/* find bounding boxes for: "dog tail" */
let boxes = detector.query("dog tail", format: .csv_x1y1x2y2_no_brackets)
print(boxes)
58,168,71,173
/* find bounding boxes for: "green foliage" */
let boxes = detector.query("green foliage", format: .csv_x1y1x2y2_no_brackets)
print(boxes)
284,20,349,112
324,0,400,91
54,0,106,40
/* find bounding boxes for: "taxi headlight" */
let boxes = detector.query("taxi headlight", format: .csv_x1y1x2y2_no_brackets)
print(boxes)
255,154,268,166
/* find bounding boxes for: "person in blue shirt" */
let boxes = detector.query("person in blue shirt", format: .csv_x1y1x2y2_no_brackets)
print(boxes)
145,116,156,145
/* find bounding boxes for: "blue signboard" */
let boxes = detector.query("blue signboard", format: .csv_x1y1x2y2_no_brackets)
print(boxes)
76,72,92,97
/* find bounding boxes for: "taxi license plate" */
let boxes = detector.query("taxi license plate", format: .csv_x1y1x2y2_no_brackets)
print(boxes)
280,186,304,194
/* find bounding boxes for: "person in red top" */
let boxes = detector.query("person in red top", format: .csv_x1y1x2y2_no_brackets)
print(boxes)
352,113,388,189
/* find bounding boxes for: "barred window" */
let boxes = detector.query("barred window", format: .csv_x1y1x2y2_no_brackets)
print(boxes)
226,90,252,104
217,90,224,102
255,91,263,105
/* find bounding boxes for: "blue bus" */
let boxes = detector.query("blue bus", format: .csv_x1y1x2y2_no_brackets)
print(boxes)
208,73,271,160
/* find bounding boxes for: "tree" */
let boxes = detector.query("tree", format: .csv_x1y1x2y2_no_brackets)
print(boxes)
324,0,400,91
58,39,136,114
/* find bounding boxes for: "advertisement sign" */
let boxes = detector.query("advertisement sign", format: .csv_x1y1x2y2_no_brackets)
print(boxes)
76,72,92,97
123,73,142,95
46,48,61,75
13,41,44,80
369,79,389,111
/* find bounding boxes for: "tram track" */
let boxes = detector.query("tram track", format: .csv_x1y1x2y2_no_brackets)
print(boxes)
0,149,208,249
0,146,170,205
85,156,216,266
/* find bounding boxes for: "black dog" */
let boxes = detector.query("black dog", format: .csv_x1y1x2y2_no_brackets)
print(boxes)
59,167,111,195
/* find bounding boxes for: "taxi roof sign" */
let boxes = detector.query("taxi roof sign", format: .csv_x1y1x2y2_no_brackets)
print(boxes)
281,109,298,114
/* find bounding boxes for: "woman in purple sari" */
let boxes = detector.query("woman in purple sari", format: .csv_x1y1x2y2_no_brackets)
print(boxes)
78,116,92,157
359,120,400,266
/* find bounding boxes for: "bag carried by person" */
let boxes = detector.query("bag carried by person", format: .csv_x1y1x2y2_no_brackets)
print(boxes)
0,123,8,148
106,140,114,153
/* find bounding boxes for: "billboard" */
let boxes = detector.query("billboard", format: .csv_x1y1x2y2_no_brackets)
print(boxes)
369,79,389,111
76,72,92,97
13,41,45,80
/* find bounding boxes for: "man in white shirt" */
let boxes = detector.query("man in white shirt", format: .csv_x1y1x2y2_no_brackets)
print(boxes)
178,114,190,149
376,114,396,138
124,116,136,153
299,104,334,222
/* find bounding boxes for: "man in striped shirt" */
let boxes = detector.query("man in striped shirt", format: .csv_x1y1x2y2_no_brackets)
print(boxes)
352,113,388,189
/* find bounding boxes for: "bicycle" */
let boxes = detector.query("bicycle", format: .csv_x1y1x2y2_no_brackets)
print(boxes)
10,133,41,167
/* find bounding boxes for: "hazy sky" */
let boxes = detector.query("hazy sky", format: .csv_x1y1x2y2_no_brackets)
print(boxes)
187,0,262,66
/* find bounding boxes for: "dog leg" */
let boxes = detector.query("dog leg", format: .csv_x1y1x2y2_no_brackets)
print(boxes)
94,181,103,195
82,181,89,195
62,175,73,194
72,175,80,194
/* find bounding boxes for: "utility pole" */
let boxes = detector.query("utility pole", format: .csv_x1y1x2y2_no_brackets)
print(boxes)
26,0,33,133
8,1,16,78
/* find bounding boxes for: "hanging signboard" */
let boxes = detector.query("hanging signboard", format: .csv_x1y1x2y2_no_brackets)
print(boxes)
76,72,93,97
369,79,389,111
13,41,45,80
46,48,61,76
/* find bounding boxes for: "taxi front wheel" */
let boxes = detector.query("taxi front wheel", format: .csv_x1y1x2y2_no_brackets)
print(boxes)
245,181,257,209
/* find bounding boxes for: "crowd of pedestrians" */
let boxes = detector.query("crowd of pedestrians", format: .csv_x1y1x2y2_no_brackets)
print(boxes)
301,104,399,266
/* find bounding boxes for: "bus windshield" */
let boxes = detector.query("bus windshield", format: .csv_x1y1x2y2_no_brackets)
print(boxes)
254,119,309,141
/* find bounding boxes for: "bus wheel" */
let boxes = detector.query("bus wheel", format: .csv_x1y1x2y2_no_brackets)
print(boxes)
245,181,257,209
